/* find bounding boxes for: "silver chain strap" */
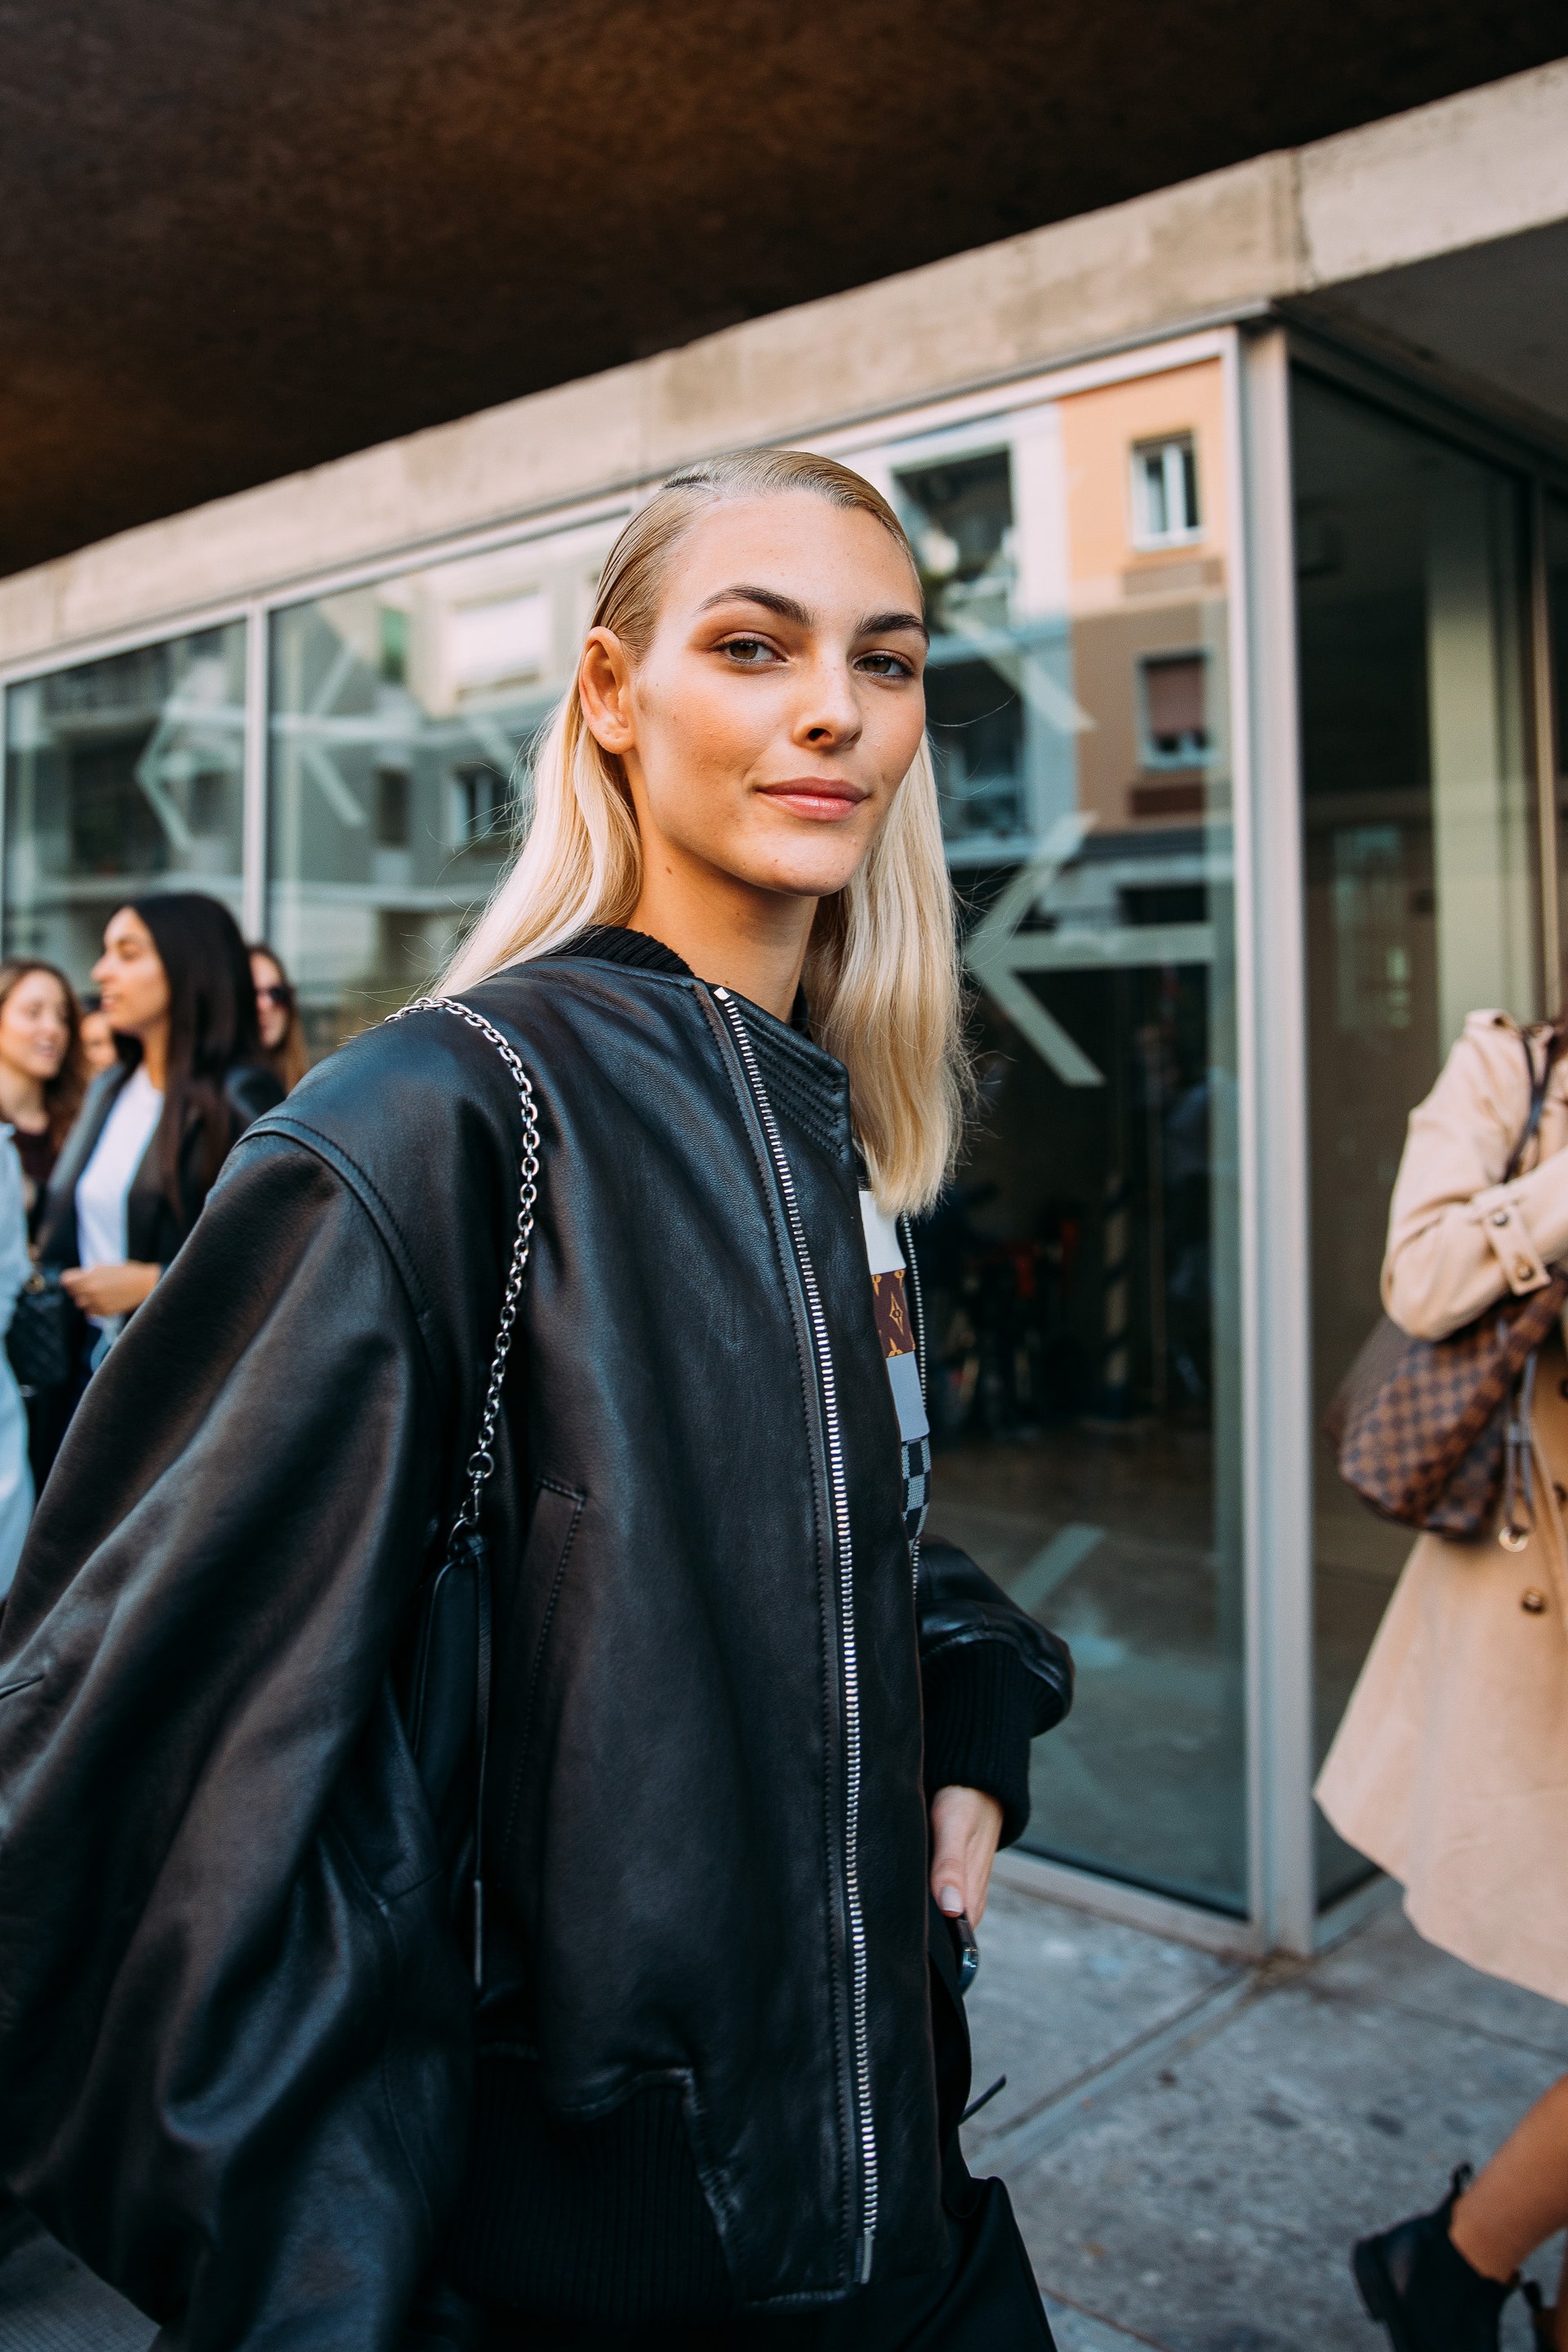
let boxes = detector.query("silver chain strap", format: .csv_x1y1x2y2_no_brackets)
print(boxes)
389,994,541,1540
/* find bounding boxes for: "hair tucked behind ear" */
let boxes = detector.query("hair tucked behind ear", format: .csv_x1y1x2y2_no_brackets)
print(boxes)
439,447,969,1214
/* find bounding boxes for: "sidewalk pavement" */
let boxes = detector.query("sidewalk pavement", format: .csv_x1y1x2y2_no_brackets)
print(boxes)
2,1875,1563,2351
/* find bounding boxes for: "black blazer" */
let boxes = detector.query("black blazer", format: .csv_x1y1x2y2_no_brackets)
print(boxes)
36,1057,283,1271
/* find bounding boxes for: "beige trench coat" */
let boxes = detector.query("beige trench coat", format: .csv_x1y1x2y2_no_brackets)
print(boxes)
1316,1010,1568,2005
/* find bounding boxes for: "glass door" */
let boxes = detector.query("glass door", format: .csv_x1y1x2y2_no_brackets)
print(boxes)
1292,372,1539,1905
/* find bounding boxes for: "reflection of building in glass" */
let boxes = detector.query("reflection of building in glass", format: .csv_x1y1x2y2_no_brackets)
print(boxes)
3,627,247,975
857,365,1247,1902
267,520,619,1051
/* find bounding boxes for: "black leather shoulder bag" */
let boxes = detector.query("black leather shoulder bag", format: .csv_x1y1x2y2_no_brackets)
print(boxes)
389,994,541,1989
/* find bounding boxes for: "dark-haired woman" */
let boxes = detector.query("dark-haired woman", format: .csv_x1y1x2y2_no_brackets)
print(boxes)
0,961,87,1233
38,894,281,1356
250,942,308,1094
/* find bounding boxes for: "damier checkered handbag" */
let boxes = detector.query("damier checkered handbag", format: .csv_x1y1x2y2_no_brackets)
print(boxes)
1326,1031,1567,1548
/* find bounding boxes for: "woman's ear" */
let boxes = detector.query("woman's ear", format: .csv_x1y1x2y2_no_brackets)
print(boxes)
578,629,636,755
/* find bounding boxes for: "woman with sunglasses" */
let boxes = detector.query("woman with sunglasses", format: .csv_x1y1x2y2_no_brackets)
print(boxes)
250,944,309,1094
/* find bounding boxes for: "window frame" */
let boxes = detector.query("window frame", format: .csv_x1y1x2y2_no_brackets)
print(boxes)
1137,646,1213,771
1130,434,1203,551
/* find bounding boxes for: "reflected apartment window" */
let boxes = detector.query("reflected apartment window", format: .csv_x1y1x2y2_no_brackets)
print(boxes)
1131,435,1200,548
451,760,509,849
1139,652,1209,766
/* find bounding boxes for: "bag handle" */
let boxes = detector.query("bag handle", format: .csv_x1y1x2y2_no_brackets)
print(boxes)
1505,1027,1559,1182
1495,1027,1562,1552
390,993,541,1984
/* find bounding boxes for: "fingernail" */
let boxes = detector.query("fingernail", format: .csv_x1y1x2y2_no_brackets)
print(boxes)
938,1885,964,1916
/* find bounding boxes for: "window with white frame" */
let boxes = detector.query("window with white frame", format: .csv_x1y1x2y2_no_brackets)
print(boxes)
1130,434,1200,548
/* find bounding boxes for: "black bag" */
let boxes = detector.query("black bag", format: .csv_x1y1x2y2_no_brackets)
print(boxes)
6,1267,82,1396
390,995,540,1989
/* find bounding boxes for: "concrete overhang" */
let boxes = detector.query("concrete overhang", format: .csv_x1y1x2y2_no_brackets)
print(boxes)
4,2,1567,581
3,58,1567,670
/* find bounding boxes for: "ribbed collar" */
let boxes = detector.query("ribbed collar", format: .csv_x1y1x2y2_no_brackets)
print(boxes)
550,924,813,1038
548,924,693,978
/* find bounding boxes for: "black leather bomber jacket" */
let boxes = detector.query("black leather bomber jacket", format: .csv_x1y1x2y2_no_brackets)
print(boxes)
0,929,1071,2349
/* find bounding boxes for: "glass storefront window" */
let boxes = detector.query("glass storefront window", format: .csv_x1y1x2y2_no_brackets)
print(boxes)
1293,373,1539,1906
859,360,1247,1910
3,624,247,979
267,518,625,1055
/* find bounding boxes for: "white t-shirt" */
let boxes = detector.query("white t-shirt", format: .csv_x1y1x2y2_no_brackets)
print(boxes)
77,1067,164,1276
859,1188,932,1546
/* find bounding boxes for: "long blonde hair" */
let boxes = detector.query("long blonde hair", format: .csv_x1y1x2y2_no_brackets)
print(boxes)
440,448,969,1214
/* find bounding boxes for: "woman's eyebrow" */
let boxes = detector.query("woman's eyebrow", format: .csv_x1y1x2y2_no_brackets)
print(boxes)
859,608,929,644
697,585,814,626
696,585,929,645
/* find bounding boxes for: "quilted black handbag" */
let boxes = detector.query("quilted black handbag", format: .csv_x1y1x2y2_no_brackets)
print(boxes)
6,1266,82,1397
1326,1031,1565,1546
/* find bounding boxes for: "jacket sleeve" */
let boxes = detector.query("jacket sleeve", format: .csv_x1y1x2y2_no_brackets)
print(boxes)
0,1134,31,1330
1383,1017,1568,1340
0,1133,472,2350
917,1538,1073,1848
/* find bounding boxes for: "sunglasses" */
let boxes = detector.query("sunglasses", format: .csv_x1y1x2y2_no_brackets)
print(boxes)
257,982,295,1009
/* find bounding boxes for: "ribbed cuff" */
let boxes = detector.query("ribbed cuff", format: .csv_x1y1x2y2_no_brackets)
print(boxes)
922,1639,1040,1848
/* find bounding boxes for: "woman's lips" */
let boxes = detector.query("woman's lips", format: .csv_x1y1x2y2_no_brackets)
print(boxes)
756,779,868,820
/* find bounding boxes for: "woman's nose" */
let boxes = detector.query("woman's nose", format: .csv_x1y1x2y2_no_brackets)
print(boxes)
795,659,862,745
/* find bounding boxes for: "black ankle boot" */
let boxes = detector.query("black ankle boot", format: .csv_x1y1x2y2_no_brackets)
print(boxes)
1353,2168,1514,2352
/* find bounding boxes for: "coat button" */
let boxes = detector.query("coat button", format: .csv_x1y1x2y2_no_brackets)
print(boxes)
1522,1590,1548,1614
1516,1259,1535,1281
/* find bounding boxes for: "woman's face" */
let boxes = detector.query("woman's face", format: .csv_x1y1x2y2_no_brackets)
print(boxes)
251,951,291,1052
0,969,70,1085
78,1010,119,1075
581,493,928,907
92,908,170,1040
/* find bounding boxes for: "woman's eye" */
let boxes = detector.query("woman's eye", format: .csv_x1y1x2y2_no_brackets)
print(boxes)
858,651,916,679
720,635,779,666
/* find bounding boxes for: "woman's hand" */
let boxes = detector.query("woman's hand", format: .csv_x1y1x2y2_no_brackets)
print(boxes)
929,1784,1004,1926
62,1261,160,1318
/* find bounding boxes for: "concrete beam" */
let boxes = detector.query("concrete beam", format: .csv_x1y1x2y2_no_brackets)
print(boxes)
1298,56,1568,285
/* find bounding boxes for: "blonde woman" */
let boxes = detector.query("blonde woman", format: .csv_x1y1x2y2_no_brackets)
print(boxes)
0,452,1071,2350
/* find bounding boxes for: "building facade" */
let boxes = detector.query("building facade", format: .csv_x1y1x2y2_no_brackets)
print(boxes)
4,65,1567,1956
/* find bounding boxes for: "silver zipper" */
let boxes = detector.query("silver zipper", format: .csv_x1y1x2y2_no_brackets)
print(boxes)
898,1212,927,1596
712,987,877,2284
